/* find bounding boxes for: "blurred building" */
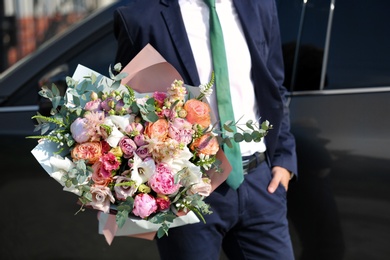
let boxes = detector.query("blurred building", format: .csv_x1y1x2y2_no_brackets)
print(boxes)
0,0,116,72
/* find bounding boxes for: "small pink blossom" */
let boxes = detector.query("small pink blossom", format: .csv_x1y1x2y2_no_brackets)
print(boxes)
84,111,105,141
132,193,158,219
148,163,180,195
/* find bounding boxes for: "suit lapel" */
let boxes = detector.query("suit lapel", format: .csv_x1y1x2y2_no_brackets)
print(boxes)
160,0,200,86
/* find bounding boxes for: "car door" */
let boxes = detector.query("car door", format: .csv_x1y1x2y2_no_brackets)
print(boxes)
277,0,390,259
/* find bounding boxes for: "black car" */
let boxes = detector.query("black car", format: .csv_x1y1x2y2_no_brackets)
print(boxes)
1,0,389,259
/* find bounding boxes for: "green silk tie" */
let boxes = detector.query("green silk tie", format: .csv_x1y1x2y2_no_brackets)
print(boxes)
204,0,243,189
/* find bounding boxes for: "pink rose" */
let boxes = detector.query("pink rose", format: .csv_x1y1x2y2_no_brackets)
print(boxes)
88,185,115,213
148,163,180,195
70,117,90,143
168,118,194,145
91,162,112,186
114,176,137,200
132,193,158,219
119,137,137,158
189,178,212,197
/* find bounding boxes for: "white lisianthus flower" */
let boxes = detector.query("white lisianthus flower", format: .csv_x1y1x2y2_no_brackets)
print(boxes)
104,117,124,147
109,114,134,132
130,154,156,185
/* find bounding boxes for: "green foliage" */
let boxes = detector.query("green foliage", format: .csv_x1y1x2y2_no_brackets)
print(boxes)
137,97,159,122
148,211,177,238
116,197,134,228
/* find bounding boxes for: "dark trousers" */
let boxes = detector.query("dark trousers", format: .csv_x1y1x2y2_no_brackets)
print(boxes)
156,162,294,260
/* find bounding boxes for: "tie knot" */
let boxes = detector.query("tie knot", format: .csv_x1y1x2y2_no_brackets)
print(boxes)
204,0,215,8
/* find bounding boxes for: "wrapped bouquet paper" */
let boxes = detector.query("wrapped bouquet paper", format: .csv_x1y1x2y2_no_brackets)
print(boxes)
29,44,271,245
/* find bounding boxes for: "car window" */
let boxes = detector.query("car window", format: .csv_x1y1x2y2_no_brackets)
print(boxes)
277,0,390,91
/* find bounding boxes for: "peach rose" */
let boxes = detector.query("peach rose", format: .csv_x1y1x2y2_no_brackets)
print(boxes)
71,141,102,164
190,133,219,155
189,177,212,197
144,119,169,141
184,99,211,128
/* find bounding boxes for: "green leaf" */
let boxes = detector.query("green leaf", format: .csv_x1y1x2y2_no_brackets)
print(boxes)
246,120,254,130
251,131,262,141
157,222,170,238
243,132,252,142
233,133,244,142
224,137,233,148
90,73,97,84
223,124,234,132
51,84,60,96
148,211,176,225
116,209,130,228
52,96,61,109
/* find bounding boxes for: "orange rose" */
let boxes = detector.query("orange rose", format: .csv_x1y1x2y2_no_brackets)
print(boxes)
190,133,219,155
71,141,102,164
144,119,169,141
184,99,211,128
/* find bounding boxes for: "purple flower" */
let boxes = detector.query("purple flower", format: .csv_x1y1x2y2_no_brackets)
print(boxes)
119,137,138,159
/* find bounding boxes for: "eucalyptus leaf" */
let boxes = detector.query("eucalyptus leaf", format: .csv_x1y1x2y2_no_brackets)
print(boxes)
51,84,60,96
116,210,130,228
224,137,233,148
90,73,97,84
246,120,254,130
223,124,234,133
244,132,252,142
233,133,244,142
145,111,159,122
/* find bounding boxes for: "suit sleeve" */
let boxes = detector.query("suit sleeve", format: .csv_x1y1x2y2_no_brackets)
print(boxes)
267,0,298,176
113,8,138,68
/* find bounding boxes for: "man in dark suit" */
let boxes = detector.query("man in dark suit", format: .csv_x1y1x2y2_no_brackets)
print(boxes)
114,0,297,259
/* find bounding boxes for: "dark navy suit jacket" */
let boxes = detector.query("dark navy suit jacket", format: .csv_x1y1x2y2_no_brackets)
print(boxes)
113,0,297,175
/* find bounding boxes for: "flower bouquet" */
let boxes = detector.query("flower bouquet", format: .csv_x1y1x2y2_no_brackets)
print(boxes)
29,44,271,244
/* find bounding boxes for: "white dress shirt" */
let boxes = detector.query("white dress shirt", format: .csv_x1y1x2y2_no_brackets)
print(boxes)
179,0,266,156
